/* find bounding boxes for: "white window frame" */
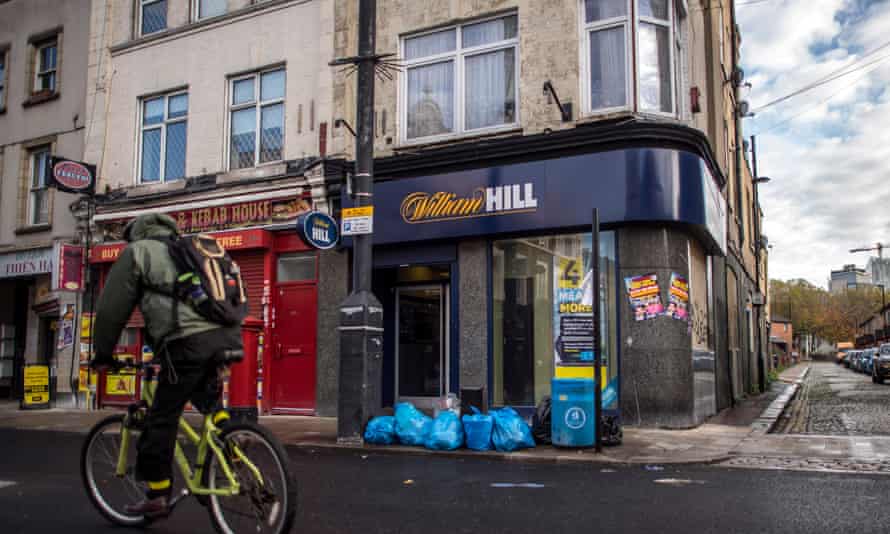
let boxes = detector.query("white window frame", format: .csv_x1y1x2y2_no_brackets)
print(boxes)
192,0,227,21
28,146,51,226
138,0,167,37
226,67,286,170
579,0,677,117
399,13,520,145
137,90,188,184
578,1,633,116
34,40,57,93
636,0,676,116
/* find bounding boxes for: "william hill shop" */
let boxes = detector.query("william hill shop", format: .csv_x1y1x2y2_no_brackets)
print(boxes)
361,122,727,428
90,187,346,416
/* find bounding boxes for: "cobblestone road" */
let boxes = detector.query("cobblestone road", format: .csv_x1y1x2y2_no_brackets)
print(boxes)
776,361,890,435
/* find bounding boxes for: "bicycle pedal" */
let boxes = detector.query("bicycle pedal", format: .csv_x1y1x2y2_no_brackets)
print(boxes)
167,489,189,511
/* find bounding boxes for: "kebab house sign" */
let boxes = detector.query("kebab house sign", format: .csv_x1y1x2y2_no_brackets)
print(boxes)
96,197,310,259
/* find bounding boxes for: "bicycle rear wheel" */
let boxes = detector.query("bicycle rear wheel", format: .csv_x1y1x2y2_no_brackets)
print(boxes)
207,423,297,534
81,414,150,527
207,422,297,534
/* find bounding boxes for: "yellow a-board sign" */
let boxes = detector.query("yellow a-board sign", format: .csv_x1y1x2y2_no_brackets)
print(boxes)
23,365,50,408
105,370,136,396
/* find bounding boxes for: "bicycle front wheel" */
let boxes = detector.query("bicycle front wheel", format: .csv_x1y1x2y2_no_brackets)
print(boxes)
80,414,150,527
207,422,297,534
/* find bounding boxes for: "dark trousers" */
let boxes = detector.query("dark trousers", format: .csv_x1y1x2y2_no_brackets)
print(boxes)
136,329,233,484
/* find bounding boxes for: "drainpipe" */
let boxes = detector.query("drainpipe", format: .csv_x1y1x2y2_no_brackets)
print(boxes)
751,135,765,388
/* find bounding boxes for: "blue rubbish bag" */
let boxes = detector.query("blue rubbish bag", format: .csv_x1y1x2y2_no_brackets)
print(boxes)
394,402,432,446
462,406,494,451
363,416,396,445
425,411,465,450
491,407,536,452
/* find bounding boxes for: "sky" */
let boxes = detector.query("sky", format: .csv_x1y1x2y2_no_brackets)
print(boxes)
736,0,890,287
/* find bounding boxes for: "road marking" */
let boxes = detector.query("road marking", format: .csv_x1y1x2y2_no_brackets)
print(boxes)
654,479,707,486
0,481,17,490
490,483,546,488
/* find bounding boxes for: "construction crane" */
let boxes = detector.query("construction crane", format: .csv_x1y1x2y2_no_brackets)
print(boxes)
850,243,888,259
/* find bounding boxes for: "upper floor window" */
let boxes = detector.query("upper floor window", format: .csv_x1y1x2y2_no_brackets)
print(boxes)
34,40,57,93
401,14,518,142
140,0,167,36
139,91,188,183
195,0,227,20
582,0,675,115
229,68,285,170
29,146,51,226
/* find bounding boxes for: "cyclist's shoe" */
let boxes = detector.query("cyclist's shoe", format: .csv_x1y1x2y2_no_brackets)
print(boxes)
212,409,231,430
124,495,170,519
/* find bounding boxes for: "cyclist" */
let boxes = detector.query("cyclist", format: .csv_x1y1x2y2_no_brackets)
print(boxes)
90,213,242,518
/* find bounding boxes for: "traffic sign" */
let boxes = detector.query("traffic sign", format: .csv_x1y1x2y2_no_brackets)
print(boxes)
342,206,373,236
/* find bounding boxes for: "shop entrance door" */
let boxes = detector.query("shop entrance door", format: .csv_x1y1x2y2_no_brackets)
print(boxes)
395,285,448,409
271,284,317,413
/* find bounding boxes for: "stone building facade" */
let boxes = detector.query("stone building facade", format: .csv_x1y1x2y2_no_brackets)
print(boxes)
328,0,766,427
0,0,93,406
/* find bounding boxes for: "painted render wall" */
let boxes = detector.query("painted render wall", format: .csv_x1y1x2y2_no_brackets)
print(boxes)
85,0,334,191
0,0,90,249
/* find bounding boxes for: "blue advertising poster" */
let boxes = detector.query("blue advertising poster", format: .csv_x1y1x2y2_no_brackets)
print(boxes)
551,234,618,411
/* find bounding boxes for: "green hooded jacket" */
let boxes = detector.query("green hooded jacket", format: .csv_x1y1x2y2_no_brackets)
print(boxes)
93,213,229,360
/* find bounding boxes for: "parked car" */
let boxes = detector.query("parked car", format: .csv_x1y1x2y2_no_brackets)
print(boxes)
854,350,868,373
848,350,861,371
843,350,856,368
874,344,890,384
837,341,854,364
862,349,876,375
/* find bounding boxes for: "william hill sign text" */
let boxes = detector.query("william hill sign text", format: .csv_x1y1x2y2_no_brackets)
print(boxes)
400,183,539,224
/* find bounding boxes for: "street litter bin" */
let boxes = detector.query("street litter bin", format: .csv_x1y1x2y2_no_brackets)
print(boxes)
228,316,263,422
551,377,595,447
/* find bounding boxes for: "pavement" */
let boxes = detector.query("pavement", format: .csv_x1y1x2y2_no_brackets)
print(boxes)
13,362,890,473
722,361,890,474
5,427,890,534
0,364,811,468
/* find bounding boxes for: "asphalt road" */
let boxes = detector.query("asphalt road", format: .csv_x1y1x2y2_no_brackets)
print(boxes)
2,428,890,533
785,362,890,435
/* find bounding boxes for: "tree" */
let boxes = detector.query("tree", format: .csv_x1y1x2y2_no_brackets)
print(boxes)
768,279,883,344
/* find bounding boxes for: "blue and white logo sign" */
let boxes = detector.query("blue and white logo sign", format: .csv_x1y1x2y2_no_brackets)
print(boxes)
565,406,587,430
297,211,340,250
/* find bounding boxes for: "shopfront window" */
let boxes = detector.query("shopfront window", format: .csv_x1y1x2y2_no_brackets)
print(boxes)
492,231,617,407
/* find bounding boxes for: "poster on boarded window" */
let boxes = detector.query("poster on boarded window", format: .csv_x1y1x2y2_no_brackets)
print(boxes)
664,272,690,321
625,273,663,321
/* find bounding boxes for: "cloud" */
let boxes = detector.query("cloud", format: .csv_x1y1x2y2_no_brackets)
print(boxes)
737,1,890,287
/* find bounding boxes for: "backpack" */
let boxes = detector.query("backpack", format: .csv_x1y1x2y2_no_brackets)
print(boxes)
162,233,249,327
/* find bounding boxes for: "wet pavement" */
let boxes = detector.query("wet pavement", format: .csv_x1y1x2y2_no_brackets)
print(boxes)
775,361,890,435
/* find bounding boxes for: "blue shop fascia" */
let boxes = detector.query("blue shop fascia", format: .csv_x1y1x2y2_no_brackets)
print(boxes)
342,119,728,428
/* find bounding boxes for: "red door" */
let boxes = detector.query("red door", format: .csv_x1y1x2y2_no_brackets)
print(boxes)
271,284,317,413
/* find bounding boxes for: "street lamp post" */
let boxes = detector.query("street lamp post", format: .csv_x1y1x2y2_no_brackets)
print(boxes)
335,0,383,443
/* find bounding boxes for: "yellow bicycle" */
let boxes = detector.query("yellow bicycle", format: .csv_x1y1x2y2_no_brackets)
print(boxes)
80,363,296,533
